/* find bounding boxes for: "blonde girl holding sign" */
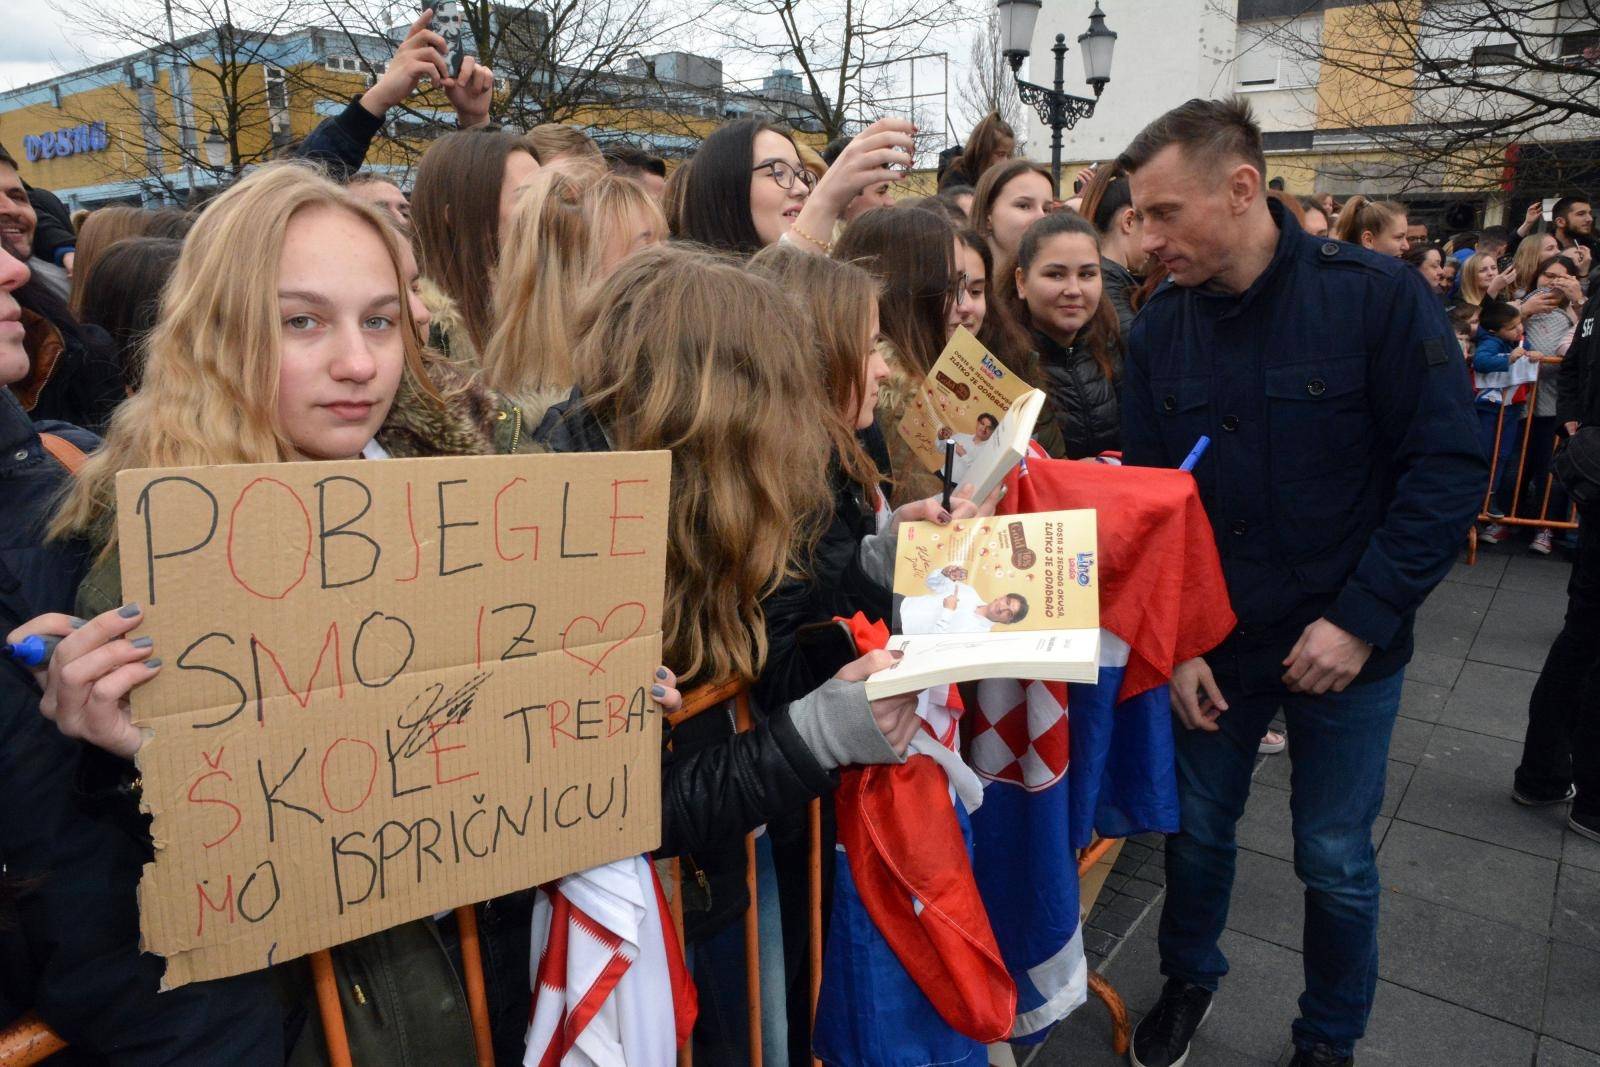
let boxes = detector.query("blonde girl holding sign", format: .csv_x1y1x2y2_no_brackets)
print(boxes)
21,162,677,1064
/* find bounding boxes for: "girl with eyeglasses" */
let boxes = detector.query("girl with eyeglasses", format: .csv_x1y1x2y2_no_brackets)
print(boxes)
677,116,915,257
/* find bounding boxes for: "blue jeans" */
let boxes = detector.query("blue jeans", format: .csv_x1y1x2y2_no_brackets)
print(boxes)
687,833,789,1066
1476,404,1525,515
1158,669,1404,1056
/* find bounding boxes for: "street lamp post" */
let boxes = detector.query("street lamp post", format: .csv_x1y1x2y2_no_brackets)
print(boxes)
996,0,1117,198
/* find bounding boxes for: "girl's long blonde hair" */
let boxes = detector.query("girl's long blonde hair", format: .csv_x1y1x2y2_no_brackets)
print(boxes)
569,243,834,687
52,163,429,547
484,169,665,401
1459,251,1497,306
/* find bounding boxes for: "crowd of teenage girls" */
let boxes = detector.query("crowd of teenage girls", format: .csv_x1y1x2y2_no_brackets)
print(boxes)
1,69,1596,1063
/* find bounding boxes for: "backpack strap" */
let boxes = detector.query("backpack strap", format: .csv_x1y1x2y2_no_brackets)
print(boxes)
38,431,88,475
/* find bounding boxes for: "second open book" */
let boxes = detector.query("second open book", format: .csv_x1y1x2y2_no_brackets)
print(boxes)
897,326,1048,504
864,509,1102,700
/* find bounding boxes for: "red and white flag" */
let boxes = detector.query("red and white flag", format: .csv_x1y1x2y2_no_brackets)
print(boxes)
524,855,697,1067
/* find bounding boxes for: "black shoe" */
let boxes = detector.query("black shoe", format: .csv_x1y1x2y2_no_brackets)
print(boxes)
1288,1044,1353,1066
1511,783,1576,806
1571,809,1600,844
1130,978,1213,1067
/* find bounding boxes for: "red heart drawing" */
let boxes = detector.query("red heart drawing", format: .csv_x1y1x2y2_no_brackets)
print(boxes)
560,601,647,675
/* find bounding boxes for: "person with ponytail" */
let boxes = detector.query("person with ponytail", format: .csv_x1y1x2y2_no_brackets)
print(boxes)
482,167,665,421
939,111,1017,191
409,129,540,362
1332,196,1410,256
994,211,1122,459
1077,162,1146,333
35,163,659,1065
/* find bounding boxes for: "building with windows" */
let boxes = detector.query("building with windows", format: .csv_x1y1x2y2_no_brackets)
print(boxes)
0,18,822,209
1021,0,1600,230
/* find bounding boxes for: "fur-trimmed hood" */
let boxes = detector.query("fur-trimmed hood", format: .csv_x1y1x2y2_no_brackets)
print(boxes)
377,357,536,457
416,276,480,366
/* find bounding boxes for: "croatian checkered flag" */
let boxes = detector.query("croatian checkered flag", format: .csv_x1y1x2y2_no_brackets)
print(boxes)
966,456,1237,1047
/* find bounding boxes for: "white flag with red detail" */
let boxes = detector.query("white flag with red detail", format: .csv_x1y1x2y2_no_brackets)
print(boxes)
524,855,696,1067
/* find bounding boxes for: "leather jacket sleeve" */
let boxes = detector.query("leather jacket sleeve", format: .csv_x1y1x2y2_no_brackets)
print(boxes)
657,700,836,859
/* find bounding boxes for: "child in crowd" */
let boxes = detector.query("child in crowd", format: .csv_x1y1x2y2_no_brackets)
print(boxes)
1473,299,1532,542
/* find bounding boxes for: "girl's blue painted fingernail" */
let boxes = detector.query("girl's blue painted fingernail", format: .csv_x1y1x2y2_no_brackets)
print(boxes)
144,658,163,669
650,685,666,699
118,603,141,618
656,668,669,680
69,616,87,628
131,636,154,650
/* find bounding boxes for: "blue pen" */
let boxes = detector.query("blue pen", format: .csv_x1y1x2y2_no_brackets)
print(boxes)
1179,435,1211,473
4,634,61,668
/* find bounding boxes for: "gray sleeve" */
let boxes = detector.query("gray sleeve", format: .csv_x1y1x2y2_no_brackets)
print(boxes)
787,678,904,770
856,532,895,589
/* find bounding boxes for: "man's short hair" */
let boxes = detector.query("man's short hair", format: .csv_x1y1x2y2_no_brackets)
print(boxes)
0,144,17,171
346,170,398,189
977,412,999,428
1479,298,1519,332
1552,195,1590,226
1116,98,1267,184
822,137,852,166
603,144,667,179
1478,225,1510,248
1004,593,1029,624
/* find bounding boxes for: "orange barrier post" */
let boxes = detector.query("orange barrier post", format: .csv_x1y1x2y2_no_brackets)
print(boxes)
309,949,355,1067
809,797,825,1067
1467,365,1579,565
454,905,497,1067
1077,837,1132,1056
0,1015,65,1067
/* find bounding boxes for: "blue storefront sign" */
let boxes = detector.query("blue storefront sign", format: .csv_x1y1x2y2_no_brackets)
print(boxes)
23,121,110,161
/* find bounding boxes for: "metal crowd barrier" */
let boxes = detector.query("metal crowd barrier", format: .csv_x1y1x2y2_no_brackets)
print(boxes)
2,677,1131,1066
1466,362,1579,564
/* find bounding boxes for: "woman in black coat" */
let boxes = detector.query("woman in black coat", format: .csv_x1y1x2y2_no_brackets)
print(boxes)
994,211,1123,459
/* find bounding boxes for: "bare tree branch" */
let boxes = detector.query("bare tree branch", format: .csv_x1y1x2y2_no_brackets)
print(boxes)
1230,0,1600,192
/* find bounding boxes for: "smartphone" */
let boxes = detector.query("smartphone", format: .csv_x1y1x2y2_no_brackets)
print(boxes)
424,1,466,78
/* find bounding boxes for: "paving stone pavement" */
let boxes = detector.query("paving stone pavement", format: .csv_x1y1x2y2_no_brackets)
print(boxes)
1025,543,1598,1067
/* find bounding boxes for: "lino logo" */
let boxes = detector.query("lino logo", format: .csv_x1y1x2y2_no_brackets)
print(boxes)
1072,551,1096,587
979,354,1007,380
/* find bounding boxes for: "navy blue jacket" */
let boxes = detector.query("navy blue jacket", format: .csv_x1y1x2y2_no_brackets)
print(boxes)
0,389,96,619
291,96,384,180
1123,201,1487,693
0,396,285,1063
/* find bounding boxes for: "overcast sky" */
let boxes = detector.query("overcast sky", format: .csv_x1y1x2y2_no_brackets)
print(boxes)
0,0,125,91
2,0,991,148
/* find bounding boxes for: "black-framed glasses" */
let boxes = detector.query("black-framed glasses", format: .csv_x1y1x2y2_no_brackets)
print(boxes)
753,159,816,193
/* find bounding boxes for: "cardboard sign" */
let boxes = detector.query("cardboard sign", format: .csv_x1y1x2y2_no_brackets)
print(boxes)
114,451,670,987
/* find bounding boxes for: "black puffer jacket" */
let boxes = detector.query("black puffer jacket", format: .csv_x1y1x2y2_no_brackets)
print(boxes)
1036,328,1122,459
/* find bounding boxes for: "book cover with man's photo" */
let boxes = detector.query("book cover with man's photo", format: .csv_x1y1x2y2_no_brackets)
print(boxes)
898,327,1047,501
865,509,1102,699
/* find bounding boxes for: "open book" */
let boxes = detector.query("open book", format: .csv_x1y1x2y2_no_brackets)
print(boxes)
897,327,1047,502
865,509,1102,700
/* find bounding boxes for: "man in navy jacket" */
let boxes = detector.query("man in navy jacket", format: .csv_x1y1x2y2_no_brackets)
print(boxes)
1115,100,1485,1067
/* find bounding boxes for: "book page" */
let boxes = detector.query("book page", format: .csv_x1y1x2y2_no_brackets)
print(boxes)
892,510,1100,637
897,326,1036,475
